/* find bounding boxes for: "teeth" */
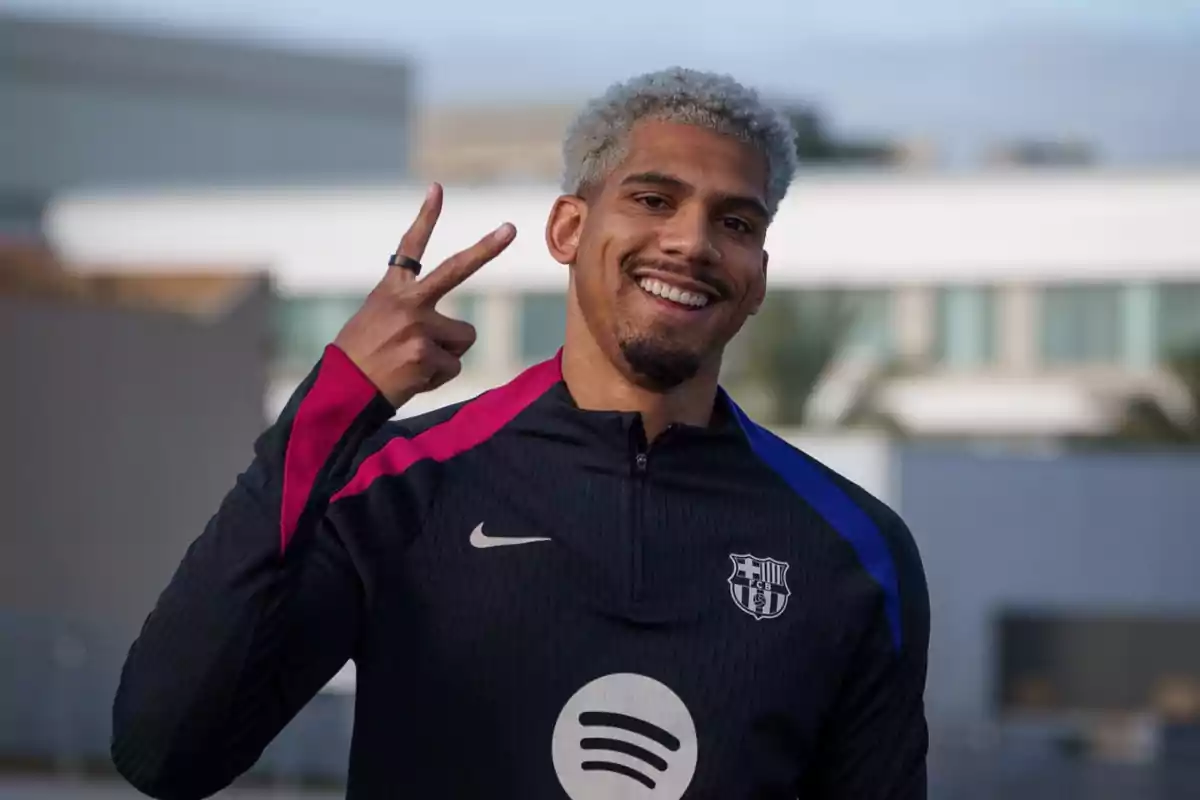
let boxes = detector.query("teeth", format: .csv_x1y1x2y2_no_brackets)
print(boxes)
636,278,710,308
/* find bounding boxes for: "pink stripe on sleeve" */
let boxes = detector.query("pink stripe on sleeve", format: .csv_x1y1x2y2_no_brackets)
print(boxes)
280,345,382,552
331,354,563,504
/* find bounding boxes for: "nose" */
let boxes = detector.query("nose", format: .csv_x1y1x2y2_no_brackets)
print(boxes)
658,204,719,264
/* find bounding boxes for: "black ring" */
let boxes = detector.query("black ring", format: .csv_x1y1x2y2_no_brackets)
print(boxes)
388,253,422,276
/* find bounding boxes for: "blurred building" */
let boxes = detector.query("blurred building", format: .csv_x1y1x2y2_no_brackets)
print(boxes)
413,101,929,185
415,104,576,184
902,448,1200,759
0,12,415,237
42,168,1200,442
0,242,276,773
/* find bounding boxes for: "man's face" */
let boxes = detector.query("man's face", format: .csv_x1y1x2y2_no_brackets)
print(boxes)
549,120,771,391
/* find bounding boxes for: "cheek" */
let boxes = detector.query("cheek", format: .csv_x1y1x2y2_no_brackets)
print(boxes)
730,258,767,305
589,237,635,297
573,237,623,323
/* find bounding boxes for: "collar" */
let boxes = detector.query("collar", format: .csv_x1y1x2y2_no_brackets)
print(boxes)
514,353,753,471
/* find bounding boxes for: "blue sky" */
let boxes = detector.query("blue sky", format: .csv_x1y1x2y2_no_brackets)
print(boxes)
4,0,1198,164
4,0,1196,56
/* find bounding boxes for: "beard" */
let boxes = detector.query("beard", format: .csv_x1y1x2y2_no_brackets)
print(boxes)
618,333,703,392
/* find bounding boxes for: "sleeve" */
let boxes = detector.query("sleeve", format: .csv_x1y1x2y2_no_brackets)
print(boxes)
111,344,396,800
800,514,931,800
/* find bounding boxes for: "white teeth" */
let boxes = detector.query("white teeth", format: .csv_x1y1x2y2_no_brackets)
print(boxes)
636,278,710,308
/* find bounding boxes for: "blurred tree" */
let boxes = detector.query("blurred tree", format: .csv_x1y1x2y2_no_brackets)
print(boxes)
837,357,919,437
781,104,899,165
737,291,852,426
733,290,916,431
985,139,1096,167
727,104,903,427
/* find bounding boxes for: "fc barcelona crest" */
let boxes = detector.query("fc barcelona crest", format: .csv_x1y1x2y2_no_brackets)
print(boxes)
728,553,791,620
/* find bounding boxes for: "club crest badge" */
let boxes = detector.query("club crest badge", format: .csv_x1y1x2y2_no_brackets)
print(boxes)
727,553,791,620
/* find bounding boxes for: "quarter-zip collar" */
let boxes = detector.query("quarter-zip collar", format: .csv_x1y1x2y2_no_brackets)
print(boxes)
511,352,753,475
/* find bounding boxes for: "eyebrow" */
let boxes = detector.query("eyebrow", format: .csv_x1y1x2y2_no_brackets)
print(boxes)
620,171,769,220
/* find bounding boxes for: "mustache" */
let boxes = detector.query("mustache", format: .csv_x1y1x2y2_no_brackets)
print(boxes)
620,255,731,298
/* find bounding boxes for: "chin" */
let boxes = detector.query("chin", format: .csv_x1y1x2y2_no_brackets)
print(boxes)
618,336,704,392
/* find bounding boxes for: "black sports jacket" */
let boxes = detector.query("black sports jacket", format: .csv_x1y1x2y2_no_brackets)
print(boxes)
112,344,930,800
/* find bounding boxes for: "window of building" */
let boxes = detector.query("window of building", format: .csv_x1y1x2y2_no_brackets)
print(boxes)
997,611,1200,719
1039,285,1124,365
450,291,484,366
933,286,997,368
273,294,365,374
735,288,893,372
841,289,893,359
1157,283,1200,360
518,292,567,365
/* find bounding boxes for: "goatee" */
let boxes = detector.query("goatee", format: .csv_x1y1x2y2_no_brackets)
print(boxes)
619,337,701,391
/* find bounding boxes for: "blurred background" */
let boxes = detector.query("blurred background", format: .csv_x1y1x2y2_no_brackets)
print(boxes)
1,1,1199,798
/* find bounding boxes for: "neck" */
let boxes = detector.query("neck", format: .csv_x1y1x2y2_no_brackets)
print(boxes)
561,328,720,442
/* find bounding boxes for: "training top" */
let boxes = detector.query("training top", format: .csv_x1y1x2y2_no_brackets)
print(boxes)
112,344,930,800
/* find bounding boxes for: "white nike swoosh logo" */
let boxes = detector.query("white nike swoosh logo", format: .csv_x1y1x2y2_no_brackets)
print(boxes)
469,523,551,549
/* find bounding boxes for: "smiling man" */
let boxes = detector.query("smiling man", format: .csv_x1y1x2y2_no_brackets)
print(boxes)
112,68,929,799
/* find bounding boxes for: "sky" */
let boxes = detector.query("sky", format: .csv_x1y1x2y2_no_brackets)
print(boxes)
3,0,1197,44
3,0,1199,164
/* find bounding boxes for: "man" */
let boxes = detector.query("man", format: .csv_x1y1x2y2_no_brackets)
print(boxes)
112,67,929,799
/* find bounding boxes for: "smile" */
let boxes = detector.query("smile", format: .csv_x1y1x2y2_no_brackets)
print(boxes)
636,277,711,309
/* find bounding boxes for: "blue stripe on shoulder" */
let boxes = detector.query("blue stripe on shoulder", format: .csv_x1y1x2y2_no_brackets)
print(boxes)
725,394,903,651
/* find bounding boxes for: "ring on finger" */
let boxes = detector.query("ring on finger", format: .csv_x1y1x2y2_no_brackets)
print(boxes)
388,254,423,276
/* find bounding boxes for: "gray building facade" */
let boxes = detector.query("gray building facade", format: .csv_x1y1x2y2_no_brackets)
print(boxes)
0,13,414,234
899,447,1200,731
0,268,275,773
899,446,1200,798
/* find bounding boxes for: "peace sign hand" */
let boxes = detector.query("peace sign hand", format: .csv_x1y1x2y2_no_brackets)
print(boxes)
333,183,516,409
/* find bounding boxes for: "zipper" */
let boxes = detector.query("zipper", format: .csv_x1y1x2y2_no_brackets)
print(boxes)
629,427,649,603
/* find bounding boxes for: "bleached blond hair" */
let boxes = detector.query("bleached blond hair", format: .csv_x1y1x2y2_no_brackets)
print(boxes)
561,67,798,218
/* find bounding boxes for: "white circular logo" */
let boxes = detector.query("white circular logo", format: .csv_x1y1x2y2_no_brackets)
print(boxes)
551,673,698,800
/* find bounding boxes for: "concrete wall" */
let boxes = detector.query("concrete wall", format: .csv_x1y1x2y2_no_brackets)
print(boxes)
0,14,413,196
0,279,277,768
0,284,271,635
898,446,1200,731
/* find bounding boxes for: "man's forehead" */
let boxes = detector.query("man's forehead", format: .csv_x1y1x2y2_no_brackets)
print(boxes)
615,120,769,207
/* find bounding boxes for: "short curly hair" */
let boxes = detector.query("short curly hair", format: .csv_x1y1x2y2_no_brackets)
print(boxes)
561,67,798,218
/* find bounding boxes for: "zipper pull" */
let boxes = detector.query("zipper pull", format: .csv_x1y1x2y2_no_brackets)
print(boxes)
634,452,648,474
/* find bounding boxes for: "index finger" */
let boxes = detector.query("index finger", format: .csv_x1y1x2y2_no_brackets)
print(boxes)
415,222,516,304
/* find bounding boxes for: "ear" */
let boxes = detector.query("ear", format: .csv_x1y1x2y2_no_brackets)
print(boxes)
545,195,587,266
748,251,769,315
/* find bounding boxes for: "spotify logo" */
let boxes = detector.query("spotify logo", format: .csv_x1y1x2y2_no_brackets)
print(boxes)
552,673,698,799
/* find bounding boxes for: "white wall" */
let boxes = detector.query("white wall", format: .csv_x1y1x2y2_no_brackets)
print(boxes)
45,171,1200,296
782,431,897,508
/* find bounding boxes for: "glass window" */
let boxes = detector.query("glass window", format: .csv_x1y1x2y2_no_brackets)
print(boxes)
452,292,484,366
1039,285,1123,365
841,289,893,359
455,292,482,326
1157,283,1200,360
518,292,567,364
758,289,892,361
273,294,365,373
998,611,1200,715
933,286,997,368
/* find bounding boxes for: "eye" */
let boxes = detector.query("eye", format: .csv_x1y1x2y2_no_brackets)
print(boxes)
634,194,671,210
723,216,753,234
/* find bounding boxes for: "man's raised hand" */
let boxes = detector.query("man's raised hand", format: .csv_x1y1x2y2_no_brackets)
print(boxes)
333,183,516,408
